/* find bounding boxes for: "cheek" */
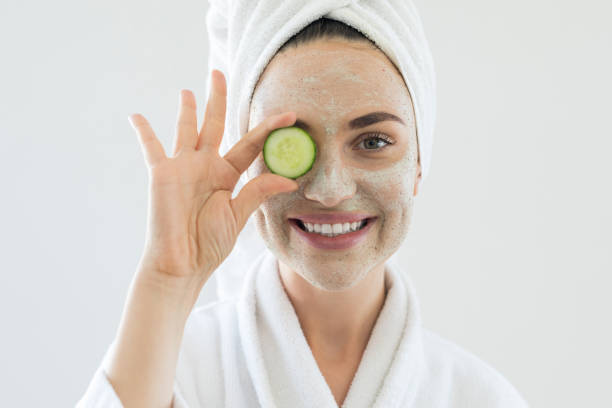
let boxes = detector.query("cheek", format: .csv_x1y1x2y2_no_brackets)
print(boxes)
359,157,417,204
374,177,416,251
255,178,294,234
377,179,414,226
355,158,417,237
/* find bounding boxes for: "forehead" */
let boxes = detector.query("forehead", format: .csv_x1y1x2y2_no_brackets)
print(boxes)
250,39,414,122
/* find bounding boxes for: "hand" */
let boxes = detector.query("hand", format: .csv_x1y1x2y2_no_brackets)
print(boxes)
128,69,298,286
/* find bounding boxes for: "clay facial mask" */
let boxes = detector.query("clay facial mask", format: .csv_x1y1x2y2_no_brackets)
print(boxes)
247,39,420,291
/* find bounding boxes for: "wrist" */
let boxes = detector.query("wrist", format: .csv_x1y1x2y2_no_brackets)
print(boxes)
134,265,209,317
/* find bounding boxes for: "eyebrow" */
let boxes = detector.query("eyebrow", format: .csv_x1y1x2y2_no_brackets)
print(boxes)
293,111,406,132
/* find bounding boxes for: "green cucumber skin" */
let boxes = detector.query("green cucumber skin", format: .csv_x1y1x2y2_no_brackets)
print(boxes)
263,126,317,179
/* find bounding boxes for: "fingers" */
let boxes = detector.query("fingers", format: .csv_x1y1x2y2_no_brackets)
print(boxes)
230,173,298,231
172,89,199,156
196,69,227,152
223,111,296,176
129,114,167,168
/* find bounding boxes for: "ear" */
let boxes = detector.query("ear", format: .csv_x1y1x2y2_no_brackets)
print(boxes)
413,162,422,196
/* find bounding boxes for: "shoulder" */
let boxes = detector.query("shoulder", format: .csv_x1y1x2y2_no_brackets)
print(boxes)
418,327,530,408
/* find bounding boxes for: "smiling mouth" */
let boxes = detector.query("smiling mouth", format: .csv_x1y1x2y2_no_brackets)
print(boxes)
291,217,374,236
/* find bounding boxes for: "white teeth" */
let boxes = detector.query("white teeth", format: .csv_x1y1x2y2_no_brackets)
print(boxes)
302,220,366,237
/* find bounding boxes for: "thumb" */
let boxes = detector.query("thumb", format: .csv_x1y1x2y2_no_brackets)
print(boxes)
230,173,298,231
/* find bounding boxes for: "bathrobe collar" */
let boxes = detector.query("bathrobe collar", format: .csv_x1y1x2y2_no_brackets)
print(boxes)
237,248,425,408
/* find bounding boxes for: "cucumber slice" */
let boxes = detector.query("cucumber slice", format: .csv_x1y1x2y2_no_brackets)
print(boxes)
263,126,316,179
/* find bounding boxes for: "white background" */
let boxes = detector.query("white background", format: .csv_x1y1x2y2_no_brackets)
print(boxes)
1,0,610,406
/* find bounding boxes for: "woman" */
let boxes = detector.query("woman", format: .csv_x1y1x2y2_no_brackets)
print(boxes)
78,4,529,408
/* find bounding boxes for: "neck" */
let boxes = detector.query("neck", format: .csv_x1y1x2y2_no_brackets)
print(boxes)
278,261,388,361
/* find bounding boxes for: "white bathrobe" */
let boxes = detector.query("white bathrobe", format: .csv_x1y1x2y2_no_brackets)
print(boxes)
76,248,529,407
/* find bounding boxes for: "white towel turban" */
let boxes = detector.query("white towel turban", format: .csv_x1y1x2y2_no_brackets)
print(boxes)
202,0,437,300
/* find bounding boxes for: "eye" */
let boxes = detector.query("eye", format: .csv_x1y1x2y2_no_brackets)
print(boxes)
355,133,394,152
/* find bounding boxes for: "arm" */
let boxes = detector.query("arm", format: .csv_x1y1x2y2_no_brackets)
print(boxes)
88,72,296,407
103,265,208,408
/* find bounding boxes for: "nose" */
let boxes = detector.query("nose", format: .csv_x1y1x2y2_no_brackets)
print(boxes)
302,154,356,207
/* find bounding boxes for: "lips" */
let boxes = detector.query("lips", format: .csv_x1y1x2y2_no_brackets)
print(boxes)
287,216,377,250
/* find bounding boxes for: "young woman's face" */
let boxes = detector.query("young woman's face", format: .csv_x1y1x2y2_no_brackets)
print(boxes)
246,38,421,291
